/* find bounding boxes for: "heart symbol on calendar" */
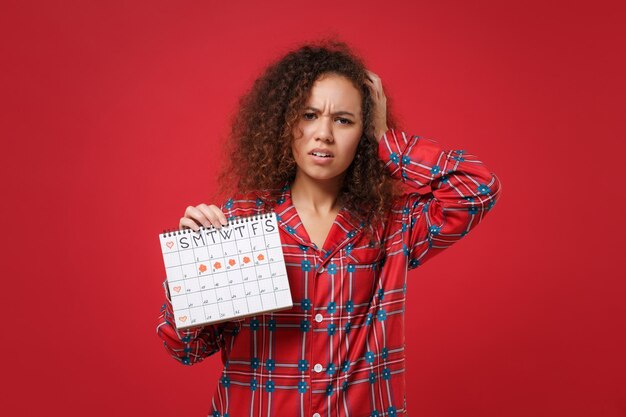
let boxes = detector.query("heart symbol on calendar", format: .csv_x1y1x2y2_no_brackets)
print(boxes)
198,264,207,273
243,256,251,264
228,259,236,266
166,241,174,249
257,253,265,261
179,316,187,322
173,286,181,293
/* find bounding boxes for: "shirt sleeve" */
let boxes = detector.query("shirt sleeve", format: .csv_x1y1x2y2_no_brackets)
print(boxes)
378,128,502,269
156,278,225,365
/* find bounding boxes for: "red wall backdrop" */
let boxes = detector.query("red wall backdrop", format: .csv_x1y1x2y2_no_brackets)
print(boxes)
2,1,625,416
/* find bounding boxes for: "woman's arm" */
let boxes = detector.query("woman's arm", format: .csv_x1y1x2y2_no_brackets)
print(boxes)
155,193,264,364
378,128,502,268
366,70,501,269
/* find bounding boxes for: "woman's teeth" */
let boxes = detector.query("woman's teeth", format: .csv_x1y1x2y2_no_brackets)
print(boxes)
311,152,332,158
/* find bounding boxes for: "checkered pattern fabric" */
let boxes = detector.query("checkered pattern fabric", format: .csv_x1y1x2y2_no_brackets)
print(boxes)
156,128,502,417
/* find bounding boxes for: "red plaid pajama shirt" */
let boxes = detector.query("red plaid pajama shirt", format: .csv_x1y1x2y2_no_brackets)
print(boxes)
156,128,502,417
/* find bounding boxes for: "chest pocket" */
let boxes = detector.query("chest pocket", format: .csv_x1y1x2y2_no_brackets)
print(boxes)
344,243,385,308
349,240,385,266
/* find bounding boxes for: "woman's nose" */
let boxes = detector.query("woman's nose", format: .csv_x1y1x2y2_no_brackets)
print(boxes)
314,117,334,143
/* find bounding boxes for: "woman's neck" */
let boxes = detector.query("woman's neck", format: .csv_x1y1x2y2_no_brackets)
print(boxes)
290,171,344,215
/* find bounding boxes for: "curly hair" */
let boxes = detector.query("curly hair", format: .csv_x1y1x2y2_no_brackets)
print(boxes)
215,39,404,237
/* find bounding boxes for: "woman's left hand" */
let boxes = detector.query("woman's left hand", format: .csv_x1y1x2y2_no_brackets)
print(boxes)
365,70,388,142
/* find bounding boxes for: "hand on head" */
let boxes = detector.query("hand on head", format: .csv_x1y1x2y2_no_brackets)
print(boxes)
365,70,388,142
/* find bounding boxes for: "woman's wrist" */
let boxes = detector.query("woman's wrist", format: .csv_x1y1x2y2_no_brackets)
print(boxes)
375,125,389,143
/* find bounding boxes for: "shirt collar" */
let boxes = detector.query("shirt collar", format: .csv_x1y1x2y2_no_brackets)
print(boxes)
271,181,365,257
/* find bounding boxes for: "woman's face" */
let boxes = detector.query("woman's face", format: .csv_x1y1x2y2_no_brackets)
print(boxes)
291,73,364,184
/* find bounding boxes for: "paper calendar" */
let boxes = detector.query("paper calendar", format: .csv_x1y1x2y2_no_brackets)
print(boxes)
159,211,293,330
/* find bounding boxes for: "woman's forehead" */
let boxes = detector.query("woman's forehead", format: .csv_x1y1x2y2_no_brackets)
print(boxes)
306,74,362,112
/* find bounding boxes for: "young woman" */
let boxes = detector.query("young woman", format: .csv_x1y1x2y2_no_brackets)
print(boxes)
157,40,501,417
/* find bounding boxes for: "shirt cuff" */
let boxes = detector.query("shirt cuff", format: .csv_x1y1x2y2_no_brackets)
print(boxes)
163,278,172,302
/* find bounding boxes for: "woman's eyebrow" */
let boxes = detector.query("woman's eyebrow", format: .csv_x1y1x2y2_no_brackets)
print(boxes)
303,106,356,117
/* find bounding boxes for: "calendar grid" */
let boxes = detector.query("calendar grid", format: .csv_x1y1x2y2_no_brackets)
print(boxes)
159,211,292,330
234,228,256,315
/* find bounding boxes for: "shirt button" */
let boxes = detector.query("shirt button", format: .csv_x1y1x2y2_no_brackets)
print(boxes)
314,363,323,373
313,414,321,417
314,313,323,323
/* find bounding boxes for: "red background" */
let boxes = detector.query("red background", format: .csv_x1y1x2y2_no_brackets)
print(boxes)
2,1,625,416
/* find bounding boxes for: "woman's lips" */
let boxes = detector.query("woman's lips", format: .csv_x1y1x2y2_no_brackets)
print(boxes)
308,153,334,165
309,148,334,157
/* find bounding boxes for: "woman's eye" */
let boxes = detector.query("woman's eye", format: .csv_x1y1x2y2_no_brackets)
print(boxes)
302,113,352,125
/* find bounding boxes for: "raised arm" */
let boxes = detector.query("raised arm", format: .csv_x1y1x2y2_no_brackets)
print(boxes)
378,128,502,269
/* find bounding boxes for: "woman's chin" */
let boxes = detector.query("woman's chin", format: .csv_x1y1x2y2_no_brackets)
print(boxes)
297,167,347,183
